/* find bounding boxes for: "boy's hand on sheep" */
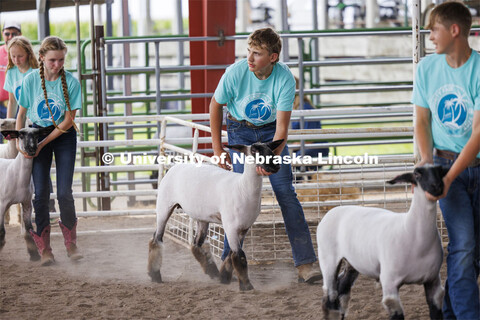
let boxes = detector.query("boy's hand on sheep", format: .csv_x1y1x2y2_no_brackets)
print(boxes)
256,166,273,176
213,149,232,171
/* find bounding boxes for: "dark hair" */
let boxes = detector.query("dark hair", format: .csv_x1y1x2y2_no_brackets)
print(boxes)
247,28,281,64
426,1,472,38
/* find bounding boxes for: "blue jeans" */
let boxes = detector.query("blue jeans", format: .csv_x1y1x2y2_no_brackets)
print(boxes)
0,103,6,144
33,127,77,235
434,156,480,319
220,118,317,267
0,103,6,119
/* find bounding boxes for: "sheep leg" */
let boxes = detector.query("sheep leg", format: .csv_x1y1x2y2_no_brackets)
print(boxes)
219,253,234,284
231,249,254,291
321,259,343,320
21,200,40,261
191,221,219,279
424,275,444,320
381,276,404,320
336,261,359,317
4,206,9,225
147,237,163,283
219,226,239,285
147,204,177,283
0,200,9,251
226,229,253,291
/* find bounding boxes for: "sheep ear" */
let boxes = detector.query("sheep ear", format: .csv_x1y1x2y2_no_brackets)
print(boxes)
225,144,248,154
387,173,417,186
266,139,284,151
0,130,19,140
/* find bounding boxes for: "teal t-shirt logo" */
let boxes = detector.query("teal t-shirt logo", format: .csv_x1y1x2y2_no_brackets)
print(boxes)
241,93,276,125
245,99,272,122
15,85,21,101
432,85,473,137
38,98,62,122
438,94,467,128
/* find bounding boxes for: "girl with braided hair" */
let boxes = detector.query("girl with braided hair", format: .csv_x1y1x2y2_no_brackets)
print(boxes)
16,36,82,265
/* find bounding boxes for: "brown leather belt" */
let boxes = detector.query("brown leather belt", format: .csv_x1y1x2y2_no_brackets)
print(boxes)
226,113,275,128
434,148,480,167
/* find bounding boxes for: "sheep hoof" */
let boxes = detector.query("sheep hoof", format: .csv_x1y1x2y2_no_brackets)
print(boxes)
24,234,41,261
389,312,404,320
323,309,343,320
191,245,220,279
219,256,233,284
29,250,41,261
148,270,163,283
205,263,220,279
0,239,5,251
239,281,254,291
220,271,232,284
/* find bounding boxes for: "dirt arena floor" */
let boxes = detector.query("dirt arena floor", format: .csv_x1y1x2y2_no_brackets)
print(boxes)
1,215,446,320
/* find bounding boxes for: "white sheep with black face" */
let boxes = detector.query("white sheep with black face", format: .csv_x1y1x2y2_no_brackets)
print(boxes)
148,139,283,291
0,127,50,261
317,165,447,320
0,119,20,225
0,119,18,159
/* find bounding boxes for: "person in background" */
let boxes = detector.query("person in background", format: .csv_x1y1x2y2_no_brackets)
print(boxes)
0,21,22,143
412,2,480,318
4,36,38,118
291,77,329,178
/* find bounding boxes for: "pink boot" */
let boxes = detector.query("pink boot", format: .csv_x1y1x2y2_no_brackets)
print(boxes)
59,221,83,261
30,226,55,266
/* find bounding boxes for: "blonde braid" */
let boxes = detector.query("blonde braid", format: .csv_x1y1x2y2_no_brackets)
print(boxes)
39,59,67,133
60,67,79,132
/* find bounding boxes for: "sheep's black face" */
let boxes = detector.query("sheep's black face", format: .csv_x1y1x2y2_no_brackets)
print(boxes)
414,166,448,197
19,128,41,157
251,141,282,174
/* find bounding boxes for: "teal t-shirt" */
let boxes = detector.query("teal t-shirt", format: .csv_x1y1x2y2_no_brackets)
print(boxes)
4,66,34,103
19,69,81,127
411,50,480,158
214,59,296,126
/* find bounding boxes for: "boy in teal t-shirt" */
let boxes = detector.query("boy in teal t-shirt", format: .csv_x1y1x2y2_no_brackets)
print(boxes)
214,58,295,125
412,2,480,318
210,27,321,284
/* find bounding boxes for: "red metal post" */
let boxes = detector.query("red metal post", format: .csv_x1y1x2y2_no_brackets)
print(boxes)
189,0,236,150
